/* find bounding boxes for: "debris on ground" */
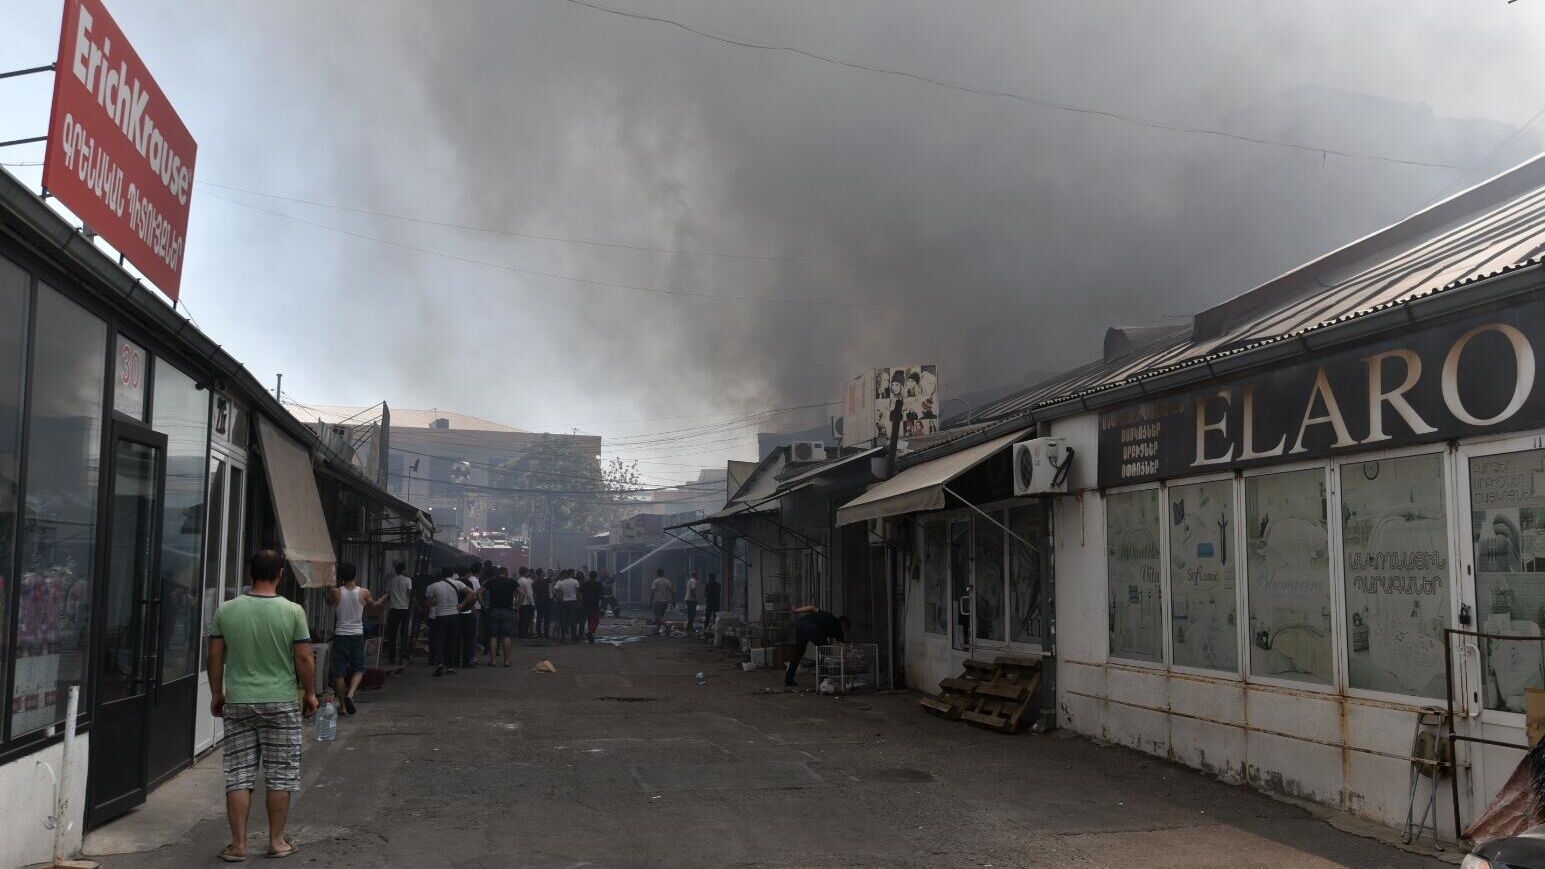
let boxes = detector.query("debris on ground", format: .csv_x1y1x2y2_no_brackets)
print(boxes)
533,660,558,673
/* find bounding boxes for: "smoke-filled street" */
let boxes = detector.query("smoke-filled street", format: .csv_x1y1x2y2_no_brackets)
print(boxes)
84,621,1442,869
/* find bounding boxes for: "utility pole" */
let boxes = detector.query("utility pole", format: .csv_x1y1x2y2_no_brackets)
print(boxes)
274,372,282,400
884,398,904,478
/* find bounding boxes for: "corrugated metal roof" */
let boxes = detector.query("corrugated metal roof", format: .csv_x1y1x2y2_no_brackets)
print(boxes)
975,155,1545,421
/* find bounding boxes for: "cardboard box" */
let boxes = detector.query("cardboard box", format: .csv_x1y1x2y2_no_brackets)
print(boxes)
1527,688,1545,747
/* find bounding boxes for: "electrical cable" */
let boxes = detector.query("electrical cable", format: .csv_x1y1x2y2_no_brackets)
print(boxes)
557,0,1468,172
199,189,873,309
196,179,801,263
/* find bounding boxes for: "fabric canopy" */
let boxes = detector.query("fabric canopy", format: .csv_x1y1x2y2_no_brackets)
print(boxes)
835,428,1030,526
257,415,337,588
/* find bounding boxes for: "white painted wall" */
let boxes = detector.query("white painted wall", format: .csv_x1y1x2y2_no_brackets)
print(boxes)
0,734,89,869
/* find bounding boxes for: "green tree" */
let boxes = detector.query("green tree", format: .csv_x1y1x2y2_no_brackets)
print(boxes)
487,436,642,535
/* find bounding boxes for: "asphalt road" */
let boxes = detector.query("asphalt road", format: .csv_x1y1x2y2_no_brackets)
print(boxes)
91,621,1450,868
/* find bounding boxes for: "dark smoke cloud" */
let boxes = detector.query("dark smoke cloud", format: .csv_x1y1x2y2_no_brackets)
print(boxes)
3,1,1541,473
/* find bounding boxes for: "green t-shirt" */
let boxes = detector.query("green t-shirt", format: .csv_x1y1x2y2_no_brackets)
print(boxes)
209,593,311,704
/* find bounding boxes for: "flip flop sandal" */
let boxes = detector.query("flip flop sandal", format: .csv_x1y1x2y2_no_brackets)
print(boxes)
267,840,299,859
219,845,247,862
342,696,357,715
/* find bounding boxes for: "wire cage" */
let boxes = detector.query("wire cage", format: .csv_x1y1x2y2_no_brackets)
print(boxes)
817,643,879,694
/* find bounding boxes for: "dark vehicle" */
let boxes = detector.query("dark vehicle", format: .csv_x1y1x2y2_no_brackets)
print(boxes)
1468,826,1545,869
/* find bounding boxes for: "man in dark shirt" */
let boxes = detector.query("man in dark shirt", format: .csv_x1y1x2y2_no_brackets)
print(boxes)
580,570,605,643
704,573,722,632
482,566,519,667
787,605,849,687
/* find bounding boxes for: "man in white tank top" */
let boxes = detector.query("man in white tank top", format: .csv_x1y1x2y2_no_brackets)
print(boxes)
326,562,386,715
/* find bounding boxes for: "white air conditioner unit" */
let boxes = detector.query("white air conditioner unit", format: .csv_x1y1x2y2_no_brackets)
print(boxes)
1013,437,1072,495
790,440,825,462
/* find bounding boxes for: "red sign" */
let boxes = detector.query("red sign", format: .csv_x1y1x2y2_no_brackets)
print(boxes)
43,0,197,301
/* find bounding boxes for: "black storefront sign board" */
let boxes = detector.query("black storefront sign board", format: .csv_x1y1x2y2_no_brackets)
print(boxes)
1097,296,1545,487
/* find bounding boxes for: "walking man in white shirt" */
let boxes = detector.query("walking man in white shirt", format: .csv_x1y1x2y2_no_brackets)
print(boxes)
649,569,676,637
554,570,582,642
326,562,386,715
516,567,536,639
384,561,414,670
425,567,472,676
684,571,703,633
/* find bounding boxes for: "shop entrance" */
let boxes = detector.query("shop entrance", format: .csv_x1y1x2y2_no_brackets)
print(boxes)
86,422,168,827
195,452,248,754
1456,436,1545,823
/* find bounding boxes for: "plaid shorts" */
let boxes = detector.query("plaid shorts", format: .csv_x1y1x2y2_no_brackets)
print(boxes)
222,702,303,792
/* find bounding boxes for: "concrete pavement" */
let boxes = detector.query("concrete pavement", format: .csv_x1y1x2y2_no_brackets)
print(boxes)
83,622,1453,868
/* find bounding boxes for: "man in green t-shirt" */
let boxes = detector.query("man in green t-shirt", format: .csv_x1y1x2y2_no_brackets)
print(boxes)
208,549,318,861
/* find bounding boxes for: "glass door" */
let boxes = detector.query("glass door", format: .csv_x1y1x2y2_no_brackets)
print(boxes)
949,518,972,653
87,424,166,826
195,455,246,753
1456,436,1545,822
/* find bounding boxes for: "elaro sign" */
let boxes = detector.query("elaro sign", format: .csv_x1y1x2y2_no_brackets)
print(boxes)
1098,295,1545,487
42,0,196,301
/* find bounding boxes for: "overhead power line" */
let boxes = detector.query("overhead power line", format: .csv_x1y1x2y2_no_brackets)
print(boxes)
200,189,872,309
557,0,1469,173
196,179,802,264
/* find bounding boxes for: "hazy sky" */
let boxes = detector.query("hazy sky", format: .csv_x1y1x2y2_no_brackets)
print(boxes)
3,0,1544,482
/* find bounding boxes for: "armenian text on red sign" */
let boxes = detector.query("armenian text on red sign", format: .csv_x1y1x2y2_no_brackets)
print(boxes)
42,0,197,300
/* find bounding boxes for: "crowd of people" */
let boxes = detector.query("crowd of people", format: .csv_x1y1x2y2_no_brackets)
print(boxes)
410,562,622,676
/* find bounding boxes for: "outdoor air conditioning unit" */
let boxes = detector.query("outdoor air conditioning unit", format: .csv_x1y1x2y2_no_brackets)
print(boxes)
1013,437,1073,495
790,440,825,462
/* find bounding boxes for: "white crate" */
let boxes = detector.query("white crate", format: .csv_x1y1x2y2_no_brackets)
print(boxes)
816,643,878,694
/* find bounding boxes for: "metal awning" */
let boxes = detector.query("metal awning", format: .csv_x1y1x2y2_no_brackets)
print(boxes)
774,446,882,490
663,481,814,531
257,415,337,588
835,428,1030,526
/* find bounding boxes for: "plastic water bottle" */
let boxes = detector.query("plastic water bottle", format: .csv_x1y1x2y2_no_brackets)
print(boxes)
695,672,706,687
316,698,338,742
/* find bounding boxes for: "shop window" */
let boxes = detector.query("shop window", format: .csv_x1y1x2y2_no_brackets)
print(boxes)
974,513,1005,643
12,285,106,736
1469,449,1545,713
152,360,210,684
1340,453,1450,698
1168,479,1238,673
0,257,28,720
923,522,947,635
1107,489,1163,663
1008,504,1046,645
1244,469,1333,685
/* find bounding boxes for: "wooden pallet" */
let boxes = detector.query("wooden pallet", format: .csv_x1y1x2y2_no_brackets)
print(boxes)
919,668,981,720
958,656,1042,733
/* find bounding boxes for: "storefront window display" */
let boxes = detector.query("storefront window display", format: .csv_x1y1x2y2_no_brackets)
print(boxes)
0,257,28,717
1169,479,1238,672
974,514,1005,642
1108,489,1163,663
12,285,106,736
1340,453,1450,698
152,360,209,683
1469,448,1545,713
923,522,947,635
1244,469,1333,685
1008,505,1045,645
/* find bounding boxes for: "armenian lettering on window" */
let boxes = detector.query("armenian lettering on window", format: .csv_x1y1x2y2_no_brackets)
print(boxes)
1107,489,1163,663
1340,453,1450,697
